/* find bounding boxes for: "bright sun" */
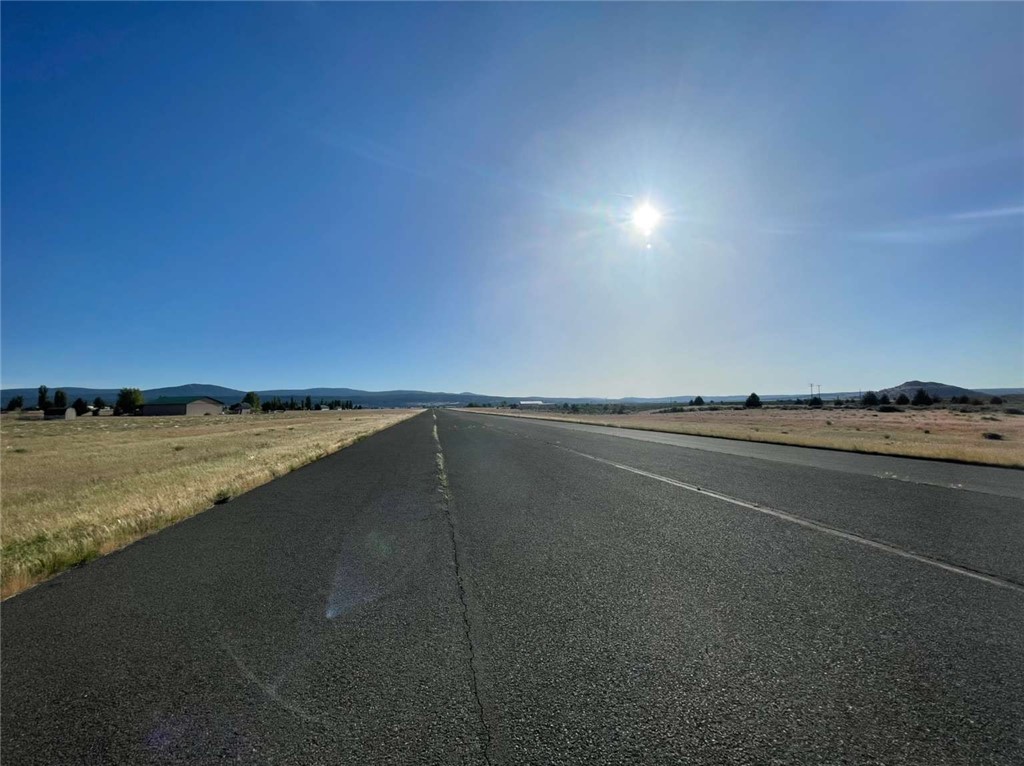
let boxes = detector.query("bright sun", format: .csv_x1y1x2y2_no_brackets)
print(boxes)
632,203,662,236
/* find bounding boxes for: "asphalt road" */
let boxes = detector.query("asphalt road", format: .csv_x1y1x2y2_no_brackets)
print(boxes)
3,409,1022,764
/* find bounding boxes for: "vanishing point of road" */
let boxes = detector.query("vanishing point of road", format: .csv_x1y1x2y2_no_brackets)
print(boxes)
3,409,1023,764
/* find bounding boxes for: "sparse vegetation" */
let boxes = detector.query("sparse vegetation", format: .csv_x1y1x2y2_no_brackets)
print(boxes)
0,409,418,598
466,405,1023,468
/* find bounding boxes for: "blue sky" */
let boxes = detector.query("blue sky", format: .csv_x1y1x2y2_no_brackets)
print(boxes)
2,2,1022,396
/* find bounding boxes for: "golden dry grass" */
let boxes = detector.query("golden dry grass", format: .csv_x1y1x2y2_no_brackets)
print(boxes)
1,409,419,598
466,407,1024,468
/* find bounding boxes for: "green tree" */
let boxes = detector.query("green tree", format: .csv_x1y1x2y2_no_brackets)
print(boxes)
896,393,910,405
861,391,879,407
879,393,891,405
72,397,90,416
93,396,107,410
115,387,144,415
6,395,24,411
54,390,68,408
242,391,260,411
37,385,51,411
304,395,313,410
911,388,933,407
809,396,823,408
991,396,1004,405
745,392,762,408
692,396,705,406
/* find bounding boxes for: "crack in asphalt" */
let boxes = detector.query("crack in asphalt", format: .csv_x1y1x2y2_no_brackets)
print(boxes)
434,414,494,765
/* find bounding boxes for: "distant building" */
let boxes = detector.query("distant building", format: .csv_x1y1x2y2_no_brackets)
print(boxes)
44,407,77,420
520,401,545,406
228,402,253,414
139,397,224,417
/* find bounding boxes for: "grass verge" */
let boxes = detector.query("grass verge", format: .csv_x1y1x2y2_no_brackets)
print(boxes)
1,409,420,598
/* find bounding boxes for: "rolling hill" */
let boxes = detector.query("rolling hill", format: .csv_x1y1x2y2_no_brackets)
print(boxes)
2,380,1017,410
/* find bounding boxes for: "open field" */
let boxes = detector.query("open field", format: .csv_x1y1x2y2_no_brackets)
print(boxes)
0,409,419,598
460,406,1024,468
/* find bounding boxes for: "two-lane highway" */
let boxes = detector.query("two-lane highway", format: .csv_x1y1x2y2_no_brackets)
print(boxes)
3,409,1022,764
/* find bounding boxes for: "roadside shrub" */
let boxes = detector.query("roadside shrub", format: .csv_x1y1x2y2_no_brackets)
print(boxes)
982,432,1004,440
877,405,903,413
1005,408,1024,416
911,388,933,407
990,396,1004,405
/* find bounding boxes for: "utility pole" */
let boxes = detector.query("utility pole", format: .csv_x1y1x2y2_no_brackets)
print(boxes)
816,384,821,397
809,383,814,398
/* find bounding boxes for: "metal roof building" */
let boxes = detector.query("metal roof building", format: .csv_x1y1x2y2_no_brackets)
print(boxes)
139,397,224,417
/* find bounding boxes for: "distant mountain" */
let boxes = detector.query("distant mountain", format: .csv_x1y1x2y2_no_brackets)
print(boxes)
143,383,247,401
3,380,1016,410
0,384,248,409
0,387,123,408
878,380,990,400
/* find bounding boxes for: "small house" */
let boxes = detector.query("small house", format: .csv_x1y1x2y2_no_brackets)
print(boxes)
228,402,253,415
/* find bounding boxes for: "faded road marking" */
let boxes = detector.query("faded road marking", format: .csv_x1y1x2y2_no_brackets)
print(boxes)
559,445,1024,595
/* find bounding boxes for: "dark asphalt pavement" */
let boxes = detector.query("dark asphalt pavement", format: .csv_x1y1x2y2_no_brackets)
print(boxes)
3,409,1022,764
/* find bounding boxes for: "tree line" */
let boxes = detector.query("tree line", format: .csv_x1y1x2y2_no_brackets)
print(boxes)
4,386,365,415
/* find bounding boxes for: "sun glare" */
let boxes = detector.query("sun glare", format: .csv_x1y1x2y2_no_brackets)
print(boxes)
632,203,661,237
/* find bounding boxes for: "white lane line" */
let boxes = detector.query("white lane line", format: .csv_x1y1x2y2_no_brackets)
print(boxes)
558,445,1024,595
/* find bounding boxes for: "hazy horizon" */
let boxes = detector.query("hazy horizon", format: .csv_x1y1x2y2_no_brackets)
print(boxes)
3,4,1022,396
1,378,1019,403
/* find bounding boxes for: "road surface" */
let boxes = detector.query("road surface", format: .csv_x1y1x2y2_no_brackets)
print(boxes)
3,409,1022,764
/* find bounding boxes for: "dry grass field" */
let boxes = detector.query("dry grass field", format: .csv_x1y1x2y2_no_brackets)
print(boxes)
466,406,1024,468
1,409,419,598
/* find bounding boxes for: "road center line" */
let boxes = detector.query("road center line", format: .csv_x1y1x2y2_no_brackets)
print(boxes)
556,444,1024,595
